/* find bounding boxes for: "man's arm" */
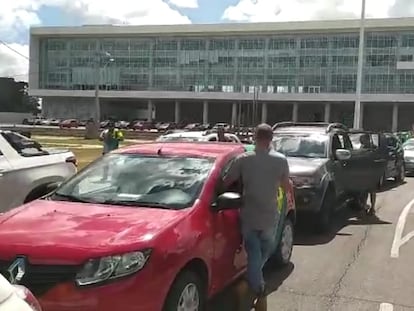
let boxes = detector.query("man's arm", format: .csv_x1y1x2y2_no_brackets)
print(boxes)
223,154,243,187
280,157,290,191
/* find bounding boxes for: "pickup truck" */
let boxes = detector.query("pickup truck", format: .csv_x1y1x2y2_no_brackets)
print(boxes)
0,130,77,212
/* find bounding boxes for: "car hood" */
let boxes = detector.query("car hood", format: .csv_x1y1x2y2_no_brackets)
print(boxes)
0,200,187,263
287,157,328,175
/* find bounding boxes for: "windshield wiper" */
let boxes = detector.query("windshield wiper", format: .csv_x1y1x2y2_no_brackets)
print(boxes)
53,193,96,203
102,200,172,209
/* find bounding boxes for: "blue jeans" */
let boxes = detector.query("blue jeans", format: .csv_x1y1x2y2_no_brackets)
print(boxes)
243,228,276,294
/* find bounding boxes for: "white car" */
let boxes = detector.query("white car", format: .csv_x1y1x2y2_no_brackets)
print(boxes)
403,138,414,173
0,130,77,212
0,275,41,311
156,130,241,143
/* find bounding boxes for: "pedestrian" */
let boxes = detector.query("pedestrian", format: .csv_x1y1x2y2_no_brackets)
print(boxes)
99,120,124,155
224,123,290,311
217,127,228,142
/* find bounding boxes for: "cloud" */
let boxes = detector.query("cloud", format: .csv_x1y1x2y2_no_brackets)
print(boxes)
168,0,199,9
0,0,192,80
222,0,414,22
0,43,29,82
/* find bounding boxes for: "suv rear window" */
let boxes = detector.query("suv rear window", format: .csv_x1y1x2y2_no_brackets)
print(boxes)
273,133,328,158
1,132,48,157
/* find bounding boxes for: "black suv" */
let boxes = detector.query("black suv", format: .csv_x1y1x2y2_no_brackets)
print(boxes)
273,122,382,232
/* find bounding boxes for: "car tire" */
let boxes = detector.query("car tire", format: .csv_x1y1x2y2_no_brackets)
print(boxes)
395,164,405,183
314,189,335,234
163,270,205,311
272,218,294,266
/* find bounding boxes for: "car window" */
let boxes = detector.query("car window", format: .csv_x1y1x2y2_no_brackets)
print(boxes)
1,132,47,157
209,136,217,142
273,133,328,158
349,133,374,150
53,154,215,210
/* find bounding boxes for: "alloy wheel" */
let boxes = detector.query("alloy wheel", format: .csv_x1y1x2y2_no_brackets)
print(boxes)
177,283,200,311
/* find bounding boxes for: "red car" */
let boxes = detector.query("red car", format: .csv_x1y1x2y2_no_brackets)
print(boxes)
59,119,78,129
0,142,295,311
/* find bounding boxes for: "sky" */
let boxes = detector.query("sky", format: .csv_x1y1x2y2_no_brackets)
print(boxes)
1,0,414,82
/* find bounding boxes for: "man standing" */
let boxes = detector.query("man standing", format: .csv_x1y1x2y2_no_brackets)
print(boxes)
217,127,229,142
99,120,124,155
224,123,290,311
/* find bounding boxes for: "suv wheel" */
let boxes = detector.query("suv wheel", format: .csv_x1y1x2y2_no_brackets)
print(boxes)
272,218,294,265
163,270,205,311
314,189,335,233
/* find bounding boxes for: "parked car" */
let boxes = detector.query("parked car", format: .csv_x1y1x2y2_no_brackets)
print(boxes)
129,120,154,131
403,138,414,174
0,142,295,311
156,122,177,132
213,123,230,131
156,130,241,143
349,130,405,187
59,119,79,129
0,130,77,212
0,274,42,311
115,121,130,129
272,122,382,232
49,119,61,127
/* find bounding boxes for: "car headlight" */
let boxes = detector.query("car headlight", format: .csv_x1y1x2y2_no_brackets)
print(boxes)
75,249,152,286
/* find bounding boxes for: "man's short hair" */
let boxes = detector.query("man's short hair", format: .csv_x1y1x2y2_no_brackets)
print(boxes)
255,123,273,141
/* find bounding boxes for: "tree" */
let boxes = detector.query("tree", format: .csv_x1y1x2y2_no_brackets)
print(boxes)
0,77,40,113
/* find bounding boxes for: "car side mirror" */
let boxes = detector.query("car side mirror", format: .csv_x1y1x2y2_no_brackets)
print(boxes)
335,149,351,161
213,192,241,211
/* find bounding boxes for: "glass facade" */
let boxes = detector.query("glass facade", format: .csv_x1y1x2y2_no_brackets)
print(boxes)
38,31,414,94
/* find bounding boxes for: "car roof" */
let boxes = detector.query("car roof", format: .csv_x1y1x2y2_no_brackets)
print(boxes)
117,142,244,158
161,131,206,138
274,127,329,134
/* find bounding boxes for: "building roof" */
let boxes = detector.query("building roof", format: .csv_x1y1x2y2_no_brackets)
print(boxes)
31,17,414,37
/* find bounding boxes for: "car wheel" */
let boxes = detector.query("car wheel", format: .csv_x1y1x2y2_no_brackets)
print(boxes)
314,189,335,233
163,270,205,311
272,218,294,265
395,164,405,183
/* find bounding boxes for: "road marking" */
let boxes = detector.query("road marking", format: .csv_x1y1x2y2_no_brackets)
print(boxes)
391,198,414,258
379,303,393,311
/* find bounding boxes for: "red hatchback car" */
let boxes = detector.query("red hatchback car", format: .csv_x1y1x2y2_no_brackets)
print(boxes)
0,142,295,311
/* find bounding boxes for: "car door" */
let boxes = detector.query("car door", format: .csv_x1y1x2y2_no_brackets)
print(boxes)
0,147,15,213
338,132,380,193
383,134,399,177
211,156,245,290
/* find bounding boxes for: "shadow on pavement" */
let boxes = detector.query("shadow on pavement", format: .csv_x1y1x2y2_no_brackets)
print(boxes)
377,180,406,193
294,205,392,246
208,263,294,311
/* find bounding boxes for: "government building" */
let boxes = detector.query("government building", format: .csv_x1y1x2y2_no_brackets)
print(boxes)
29,18,414,130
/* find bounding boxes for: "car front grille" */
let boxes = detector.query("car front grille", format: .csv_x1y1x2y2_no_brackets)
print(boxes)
0,259,81,297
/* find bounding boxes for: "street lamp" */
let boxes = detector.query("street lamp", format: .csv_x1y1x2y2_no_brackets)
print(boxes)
354,0,366,129
94,51,114,123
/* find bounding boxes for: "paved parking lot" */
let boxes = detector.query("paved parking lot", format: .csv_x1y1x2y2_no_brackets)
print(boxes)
210,177,414,311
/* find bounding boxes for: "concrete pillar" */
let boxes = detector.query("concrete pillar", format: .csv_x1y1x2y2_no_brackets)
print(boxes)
392,103,399,132
174,100,180,123
147,100,153,121
231,102,237,126
292,103,299,122
203,101,209,124
324,103,331,123
261,103,268,124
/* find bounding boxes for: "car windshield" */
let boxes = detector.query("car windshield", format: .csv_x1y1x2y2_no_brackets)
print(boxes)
52,154,214,210
273,133,328,158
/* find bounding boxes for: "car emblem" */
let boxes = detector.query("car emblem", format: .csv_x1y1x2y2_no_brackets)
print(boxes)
7,257,26,284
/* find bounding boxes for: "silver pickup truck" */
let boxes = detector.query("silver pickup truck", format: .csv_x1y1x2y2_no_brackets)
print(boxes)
0,131,77,212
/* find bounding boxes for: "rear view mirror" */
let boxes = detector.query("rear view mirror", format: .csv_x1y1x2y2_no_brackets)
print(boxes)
214,192,241,211
335,149,351,161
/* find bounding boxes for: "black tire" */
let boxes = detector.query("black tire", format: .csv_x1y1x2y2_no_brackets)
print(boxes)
163,270,206,311
395,164,405,183
313,189,335,234
272,218,294,266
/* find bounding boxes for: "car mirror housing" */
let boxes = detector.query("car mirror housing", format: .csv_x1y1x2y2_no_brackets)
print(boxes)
213,192,241,211
335,149,351,161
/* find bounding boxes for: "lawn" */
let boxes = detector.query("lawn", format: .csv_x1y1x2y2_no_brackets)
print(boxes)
35,136,149,170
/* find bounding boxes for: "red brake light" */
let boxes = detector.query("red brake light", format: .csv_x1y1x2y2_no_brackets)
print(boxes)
66,156,78,167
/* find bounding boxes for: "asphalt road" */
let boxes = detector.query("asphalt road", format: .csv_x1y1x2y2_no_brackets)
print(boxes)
210,176,414,311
